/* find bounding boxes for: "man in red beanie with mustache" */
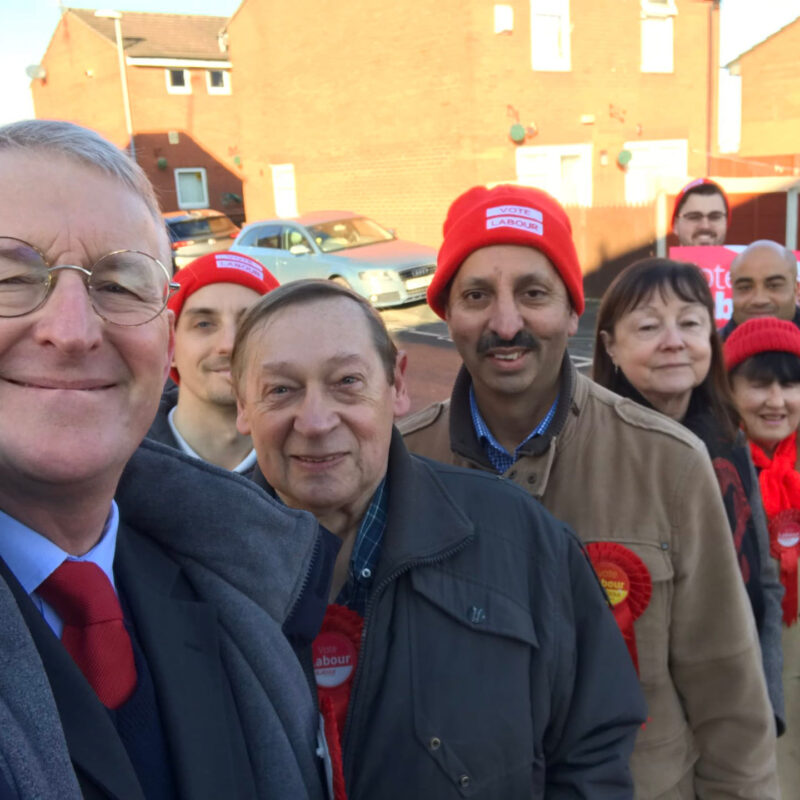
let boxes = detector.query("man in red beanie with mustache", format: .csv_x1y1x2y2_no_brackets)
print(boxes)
147,251,278,471
401,184,779,798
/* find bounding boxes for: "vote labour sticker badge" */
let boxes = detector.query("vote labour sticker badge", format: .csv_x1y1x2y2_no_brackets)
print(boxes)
586,542,652,676
314,632,357,688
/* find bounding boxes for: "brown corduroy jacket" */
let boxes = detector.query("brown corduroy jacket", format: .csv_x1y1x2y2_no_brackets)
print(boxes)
400,357,778,800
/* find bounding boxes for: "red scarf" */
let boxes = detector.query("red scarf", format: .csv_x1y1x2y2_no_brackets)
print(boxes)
750,433,800,518
750,432,800,625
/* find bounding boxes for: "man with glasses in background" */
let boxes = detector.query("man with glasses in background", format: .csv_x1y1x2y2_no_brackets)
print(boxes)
672,177,729,246
0,120,328,800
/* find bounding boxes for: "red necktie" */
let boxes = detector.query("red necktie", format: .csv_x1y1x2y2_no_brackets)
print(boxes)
37,560,137,709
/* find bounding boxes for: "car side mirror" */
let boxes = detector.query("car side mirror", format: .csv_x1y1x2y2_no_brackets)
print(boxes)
289,244,312,255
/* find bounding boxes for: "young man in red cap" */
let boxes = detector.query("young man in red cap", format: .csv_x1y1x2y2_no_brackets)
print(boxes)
401,184,779,798
672,178,729,246
147,251,278,471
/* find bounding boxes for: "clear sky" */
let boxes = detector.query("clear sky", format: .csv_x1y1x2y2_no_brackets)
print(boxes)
1,0,798,126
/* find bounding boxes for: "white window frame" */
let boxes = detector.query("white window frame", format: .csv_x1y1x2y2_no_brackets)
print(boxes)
165,68,191,95
530,0,571,72
174,168,209,209
515,143,592,207
622,138,687,204
640,0,677,74
206,68,231,95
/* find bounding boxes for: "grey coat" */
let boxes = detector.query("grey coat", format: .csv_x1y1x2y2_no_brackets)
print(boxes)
0,440,327,800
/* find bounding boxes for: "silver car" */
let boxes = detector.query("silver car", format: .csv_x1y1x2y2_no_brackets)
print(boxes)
231,211,437,308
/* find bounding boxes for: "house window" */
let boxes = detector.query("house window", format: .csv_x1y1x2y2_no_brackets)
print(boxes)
166,68,191,94
622,139,687,204
515,143,592,207
174,168,209,209
270,164,298,218
206,69,231,95
494,5,514,34
530,0,570,72
641,0,677,73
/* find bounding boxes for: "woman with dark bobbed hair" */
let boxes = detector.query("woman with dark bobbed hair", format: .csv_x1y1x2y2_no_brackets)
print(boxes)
725,317,800,792
593,257,784,731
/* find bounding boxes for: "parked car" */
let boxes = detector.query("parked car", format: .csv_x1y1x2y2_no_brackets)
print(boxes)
163,209,240,270
230,211,437,308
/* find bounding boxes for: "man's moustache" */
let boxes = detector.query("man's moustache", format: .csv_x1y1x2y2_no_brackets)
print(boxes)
477,331,540,354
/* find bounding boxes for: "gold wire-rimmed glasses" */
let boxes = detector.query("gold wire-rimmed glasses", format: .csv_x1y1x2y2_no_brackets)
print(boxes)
0,236,179,326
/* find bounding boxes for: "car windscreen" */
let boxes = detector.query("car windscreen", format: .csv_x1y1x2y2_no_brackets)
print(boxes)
306,217,395,253
167,216,235,240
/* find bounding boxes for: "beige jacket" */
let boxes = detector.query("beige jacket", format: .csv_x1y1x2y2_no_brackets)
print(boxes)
400,359,778,800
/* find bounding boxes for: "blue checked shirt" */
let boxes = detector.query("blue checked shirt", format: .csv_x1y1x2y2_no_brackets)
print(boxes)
336,478,388,617
469,386,559,473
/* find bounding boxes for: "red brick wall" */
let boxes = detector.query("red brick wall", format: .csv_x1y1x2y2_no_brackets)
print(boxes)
227,0,717,276
737,21,800,157
32,10,244,219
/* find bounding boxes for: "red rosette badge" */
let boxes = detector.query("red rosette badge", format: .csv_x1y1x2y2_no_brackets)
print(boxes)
768,510,800,626
586,543,652,675
313,604,363,800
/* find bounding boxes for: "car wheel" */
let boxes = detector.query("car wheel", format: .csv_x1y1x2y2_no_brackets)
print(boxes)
330,276,352,289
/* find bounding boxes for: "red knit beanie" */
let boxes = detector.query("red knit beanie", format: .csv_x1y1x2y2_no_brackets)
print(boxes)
724,317,800,371
168,251,279,382
671,178,730,228
428,184,584,319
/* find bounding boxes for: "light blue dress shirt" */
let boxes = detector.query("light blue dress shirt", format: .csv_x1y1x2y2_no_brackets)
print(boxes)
0,502,120,637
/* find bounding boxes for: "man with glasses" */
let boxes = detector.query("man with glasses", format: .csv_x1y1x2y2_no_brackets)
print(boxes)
0,120,328,800
672,177,729,246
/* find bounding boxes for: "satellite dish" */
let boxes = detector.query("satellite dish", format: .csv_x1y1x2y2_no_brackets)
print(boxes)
25,65,47,80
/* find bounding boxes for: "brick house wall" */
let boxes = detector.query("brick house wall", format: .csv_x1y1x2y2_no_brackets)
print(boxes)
32,10,245,221
735,18,800,158
227,0,718,278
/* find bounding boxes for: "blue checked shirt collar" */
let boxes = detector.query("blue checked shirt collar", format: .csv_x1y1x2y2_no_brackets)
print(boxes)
469,386,559,474
336,477,388,617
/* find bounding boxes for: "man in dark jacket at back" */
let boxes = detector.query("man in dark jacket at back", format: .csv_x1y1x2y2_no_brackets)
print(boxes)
232,278,647,799
719,240,800,340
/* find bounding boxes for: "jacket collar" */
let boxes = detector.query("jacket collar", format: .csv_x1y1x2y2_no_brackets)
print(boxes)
252,430,474,582
448,352,577,466
720,305,800,340
376,429,474,579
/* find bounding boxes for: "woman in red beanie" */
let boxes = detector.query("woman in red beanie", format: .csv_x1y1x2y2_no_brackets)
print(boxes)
725,316,800,793
593,258,784,734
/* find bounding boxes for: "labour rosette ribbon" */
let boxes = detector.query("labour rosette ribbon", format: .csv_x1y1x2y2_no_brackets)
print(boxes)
769,510,800,627
313,604,363,800
586,542,652,675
